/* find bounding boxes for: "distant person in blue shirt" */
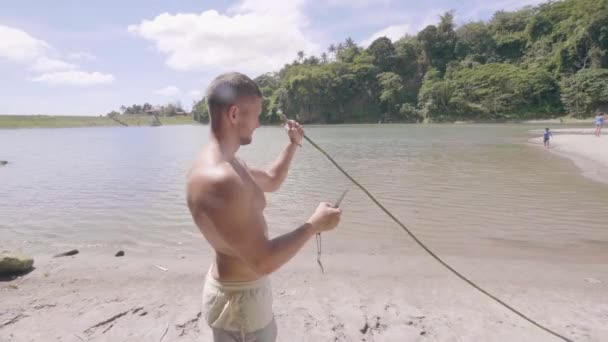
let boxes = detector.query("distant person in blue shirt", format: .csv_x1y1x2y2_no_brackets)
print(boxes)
595,112,604,137
543,128,553,148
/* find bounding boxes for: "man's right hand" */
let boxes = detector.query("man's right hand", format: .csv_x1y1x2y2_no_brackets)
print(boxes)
308,202,341,233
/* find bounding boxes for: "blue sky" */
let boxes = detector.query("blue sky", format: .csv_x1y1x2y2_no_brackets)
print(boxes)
1,0,544,115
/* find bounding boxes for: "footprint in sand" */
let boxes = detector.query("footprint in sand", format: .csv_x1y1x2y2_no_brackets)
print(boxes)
331,322,347,341
380,303,430,338
384,303,400,317
357,304,398,339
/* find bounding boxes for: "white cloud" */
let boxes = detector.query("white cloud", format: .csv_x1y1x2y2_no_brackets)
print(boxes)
458,0,546,22
155,85,181,97
229,0,307,14
30,71,115,86
361,24,412,47
417,9,450,30
359,7,450,45
0,25,49,63
1,24,113,86
29,56,78,72
189,89,203,99
68,51,98,61
128,0,318,74
324,0,391,8
492,0,546,9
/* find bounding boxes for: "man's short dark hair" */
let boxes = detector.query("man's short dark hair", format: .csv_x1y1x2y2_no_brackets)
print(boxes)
205,72,262,128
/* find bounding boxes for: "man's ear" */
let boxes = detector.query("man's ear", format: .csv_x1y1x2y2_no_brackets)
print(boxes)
227,105,239,124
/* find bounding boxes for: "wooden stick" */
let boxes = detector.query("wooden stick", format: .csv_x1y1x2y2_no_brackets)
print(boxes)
84,309,130,334
159,323,169,341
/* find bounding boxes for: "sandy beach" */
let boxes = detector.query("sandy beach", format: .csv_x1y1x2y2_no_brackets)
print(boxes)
2,241,608,342
529,133,608,185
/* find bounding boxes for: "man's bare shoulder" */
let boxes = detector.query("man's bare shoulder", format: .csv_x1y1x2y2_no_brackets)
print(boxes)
186,161,245,210
187,161,242,193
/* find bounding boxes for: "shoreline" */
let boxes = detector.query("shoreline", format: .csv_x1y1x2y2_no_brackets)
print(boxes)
2,247,606,341
528,134,608,185
0,115,197,129
0,114,595,130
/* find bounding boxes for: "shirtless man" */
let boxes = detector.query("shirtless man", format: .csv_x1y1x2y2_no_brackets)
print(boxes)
186,72,341,341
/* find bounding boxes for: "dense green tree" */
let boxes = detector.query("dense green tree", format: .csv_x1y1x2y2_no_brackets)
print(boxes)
560,68,608,117
367,37,397,72
417,11,457,75
139,0,606,124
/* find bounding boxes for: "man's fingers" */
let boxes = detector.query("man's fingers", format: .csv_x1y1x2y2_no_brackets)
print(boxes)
286,120,302,129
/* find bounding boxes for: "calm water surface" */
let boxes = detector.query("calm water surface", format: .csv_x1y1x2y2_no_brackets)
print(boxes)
1,124,607,261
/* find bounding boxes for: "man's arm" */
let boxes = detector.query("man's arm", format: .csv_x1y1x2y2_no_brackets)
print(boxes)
250,120,304,192
249,142,299,192
191,172,339,276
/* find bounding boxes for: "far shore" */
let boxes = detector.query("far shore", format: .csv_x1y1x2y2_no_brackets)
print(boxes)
0,113,598,130
0,114,197,129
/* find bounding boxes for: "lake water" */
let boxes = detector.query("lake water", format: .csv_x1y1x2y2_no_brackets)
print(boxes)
1,124,607,262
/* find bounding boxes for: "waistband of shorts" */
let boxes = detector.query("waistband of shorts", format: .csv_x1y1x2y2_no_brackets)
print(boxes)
205,268,269,291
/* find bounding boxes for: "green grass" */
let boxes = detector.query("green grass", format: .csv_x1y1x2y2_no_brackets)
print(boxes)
0,114,198,129
158,115,198,125
118,114,197,126
521,114,596,124
0,115,118,129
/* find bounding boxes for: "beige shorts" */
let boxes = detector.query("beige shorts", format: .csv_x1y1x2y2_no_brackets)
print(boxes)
202,269,275,341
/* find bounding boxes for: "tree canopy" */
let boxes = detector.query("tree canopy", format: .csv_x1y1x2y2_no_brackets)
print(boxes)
191,0,608,124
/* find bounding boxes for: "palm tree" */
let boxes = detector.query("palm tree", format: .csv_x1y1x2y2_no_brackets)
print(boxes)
336,43,345,60
345,37,355,48
306,56,320,65
327,44,336,58
321,52,329,64
438,10,455,34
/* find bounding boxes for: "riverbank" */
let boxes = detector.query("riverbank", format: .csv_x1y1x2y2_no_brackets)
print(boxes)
529,133,608,185
2,243,606,341
0,115,196,129
1,113,597,129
